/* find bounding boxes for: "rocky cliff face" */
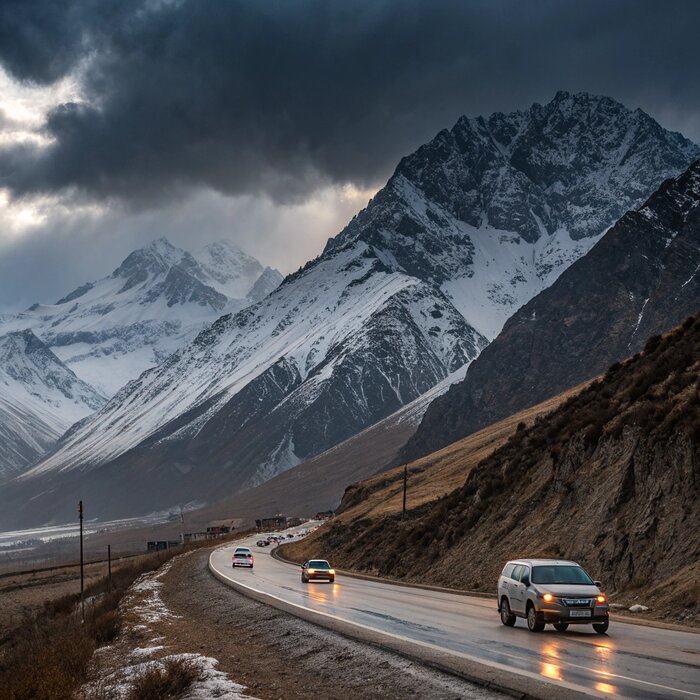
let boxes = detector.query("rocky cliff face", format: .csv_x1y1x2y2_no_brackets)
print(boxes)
303,313,700,619
405,158,700,460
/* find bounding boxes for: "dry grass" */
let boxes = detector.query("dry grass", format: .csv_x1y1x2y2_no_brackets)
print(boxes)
0,537,237,700
0,555,154,641
127,657,200,700
343,384,582,521
0,556,168,700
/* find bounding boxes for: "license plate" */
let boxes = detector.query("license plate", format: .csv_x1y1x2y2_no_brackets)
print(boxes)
570,610,591,618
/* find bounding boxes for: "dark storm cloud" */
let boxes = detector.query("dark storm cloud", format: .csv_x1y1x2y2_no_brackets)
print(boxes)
1,0,699,205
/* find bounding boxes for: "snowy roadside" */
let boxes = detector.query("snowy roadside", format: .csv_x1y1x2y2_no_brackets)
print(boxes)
77,552,256,699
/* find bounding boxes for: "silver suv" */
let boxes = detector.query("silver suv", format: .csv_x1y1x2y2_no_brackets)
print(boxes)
497,559,609,634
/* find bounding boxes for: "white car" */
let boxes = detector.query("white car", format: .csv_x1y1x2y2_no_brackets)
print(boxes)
497,559,609,633
232,546,254,568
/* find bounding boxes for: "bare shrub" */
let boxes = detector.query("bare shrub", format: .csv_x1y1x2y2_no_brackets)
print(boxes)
127,657,200,700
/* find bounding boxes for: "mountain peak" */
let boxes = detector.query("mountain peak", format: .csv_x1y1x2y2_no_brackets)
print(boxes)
405,156,700,460
111,237,185,287
146,235,175,250
385,91,700,245
201,239,245,255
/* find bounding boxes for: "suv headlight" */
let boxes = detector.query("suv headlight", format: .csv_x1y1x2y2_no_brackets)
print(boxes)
543,593,554,603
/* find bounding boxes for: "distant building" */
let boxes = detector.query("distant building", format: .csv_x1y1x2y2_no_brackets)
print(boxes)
206,518,245,536
147,540,180,551
257,515,287,529
183,532,208,543
206,525,230,535
314,510,334,520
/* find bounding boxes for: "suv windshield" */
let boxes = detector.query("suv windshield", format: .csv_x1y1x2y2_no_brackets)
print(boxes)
309,561,330,569
532,565,593,585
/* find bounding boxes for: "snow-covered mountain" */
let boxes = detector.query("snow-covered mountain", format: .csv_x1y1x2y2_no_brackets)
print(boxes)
0,238,282,396
0,330,106,479
4,91,699,525
326,90,700,338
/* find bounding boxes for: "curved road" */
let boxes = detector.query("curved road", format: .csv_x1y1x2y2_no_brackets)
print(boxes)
209,529,700,699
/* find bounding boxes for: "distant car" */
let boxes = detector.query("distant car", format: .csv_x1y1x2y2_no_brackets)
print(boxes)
497,559,609,633
256,540,266,547
301,559,335,583
232,546,254,568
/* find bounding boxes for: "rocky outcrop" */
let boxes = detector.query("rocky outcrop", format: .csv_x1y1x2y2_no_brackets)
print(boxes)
405,159,700,461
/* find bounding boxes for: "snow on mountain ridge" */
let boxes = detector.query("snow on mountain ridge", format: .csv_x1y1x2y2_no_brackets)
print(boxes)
0,330,106,479
0,237,280,397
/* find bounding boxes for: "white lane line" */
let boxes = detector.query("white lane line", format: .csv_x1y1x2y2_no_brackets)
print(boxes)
212,546,700,698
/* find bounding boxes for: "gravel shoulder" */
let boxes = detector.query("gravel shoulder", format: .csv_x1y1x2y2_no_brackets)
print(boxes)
160,548,504,700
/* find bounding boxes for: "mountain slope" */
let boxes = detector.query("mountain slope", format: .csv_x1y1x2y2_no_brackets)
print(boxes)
406,158,700,460
288,313,700,622
5,91,699,525
191,375,582,529
1,238,281,397
0,330,106,479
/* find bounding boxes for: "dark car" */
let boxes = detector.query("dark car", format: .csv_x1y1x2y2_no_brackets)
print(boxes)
301,559,335,583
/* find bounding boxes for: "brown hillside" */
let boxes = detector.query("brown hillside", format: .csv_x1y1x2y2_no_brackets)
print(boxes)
285,314,700,624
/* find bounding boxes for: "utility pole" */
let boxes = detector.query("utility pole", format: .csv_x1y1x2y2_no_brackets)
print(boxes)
79,500,85,623
179,506,185,545
402,465,408,520
107,544,112,596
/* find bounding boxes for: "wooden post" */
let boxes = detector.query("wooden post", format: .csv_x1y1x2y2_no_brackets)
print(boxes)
402,465,408,520
79,500,84,623
108,544,112,595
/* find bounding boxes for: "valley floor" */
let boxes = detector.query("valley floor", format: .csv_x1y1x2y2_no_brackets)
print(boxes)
0,554,154,643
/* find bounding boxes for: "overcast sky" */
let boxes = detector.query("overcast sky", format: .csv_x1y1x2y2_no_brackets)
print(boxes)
1,0,699,311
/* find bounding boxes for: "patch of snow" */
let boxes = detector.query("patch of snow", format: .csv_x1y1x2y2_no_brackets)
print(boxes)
628,604,649,613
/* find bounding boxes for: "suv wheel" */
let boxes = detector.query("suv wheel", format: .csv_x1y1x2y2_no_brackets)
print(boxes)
526,604,545,632
500,598,516,627
554,623,569,632
593,618,609,634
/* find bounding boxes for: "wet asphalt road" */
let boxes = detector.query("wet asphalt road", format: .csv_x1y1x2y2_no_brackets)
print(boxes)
210,533,700,699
